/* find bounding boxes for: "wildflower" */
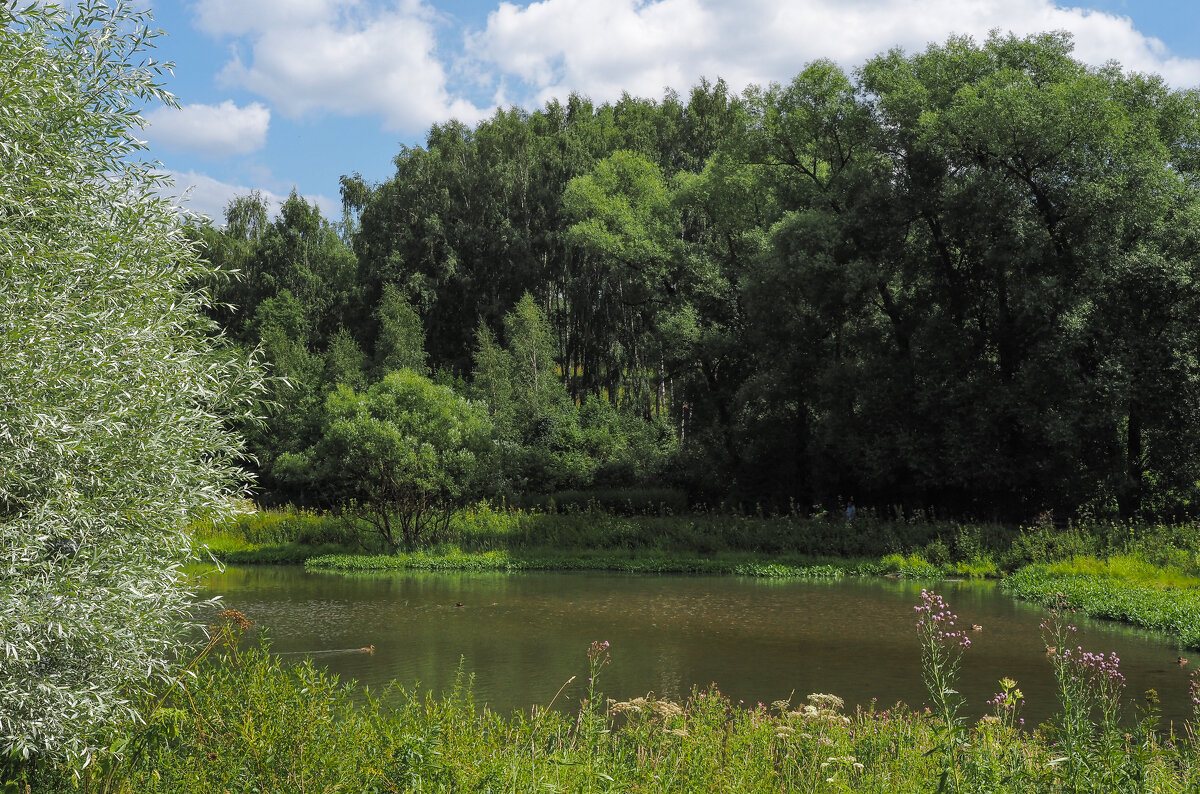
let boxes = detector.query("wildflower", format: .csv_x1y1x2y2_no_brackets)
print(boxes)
808,693,845,711
586,640,611,667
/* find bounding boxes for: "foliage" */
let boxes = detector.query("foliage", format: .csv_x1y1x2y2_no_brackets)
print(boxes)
313,370,493,550
0,0,261,767
526,487,689,516
1002,564,1200,648
372,283,427,376
17,615,1200,792
189,32,1200,522
304,549,856,577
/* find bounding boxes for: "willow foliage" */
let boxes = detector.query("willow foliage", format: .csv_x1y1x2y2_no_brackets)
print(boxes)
0,0,262,765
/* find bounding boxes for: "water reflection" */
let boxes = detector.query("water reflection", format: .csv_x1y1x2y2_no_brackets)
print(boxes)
195,567,1194,727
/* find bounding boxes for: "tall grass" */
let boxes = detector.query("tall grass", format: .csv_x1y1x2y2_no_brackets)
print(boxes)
1002,564,1200,648
16,595,1200,793
203,502,1021,562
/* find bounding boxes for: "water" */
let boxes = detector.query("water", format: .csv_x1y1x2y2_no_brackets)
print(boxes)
197,566,1196,727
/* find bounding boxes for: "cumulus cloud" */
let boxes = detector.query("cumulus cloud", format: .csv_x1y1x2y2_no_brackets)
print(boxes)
159,170,339,225
192,0,352,36
144,101,271,158
466,0,1200,110
192,0,488,134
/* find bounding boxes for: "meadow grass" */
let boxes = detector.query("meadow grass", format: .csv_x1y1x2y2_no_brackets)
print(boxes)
304,547,868,578
195,502,1013,571
16,594,1200,793
1002,561,1200,649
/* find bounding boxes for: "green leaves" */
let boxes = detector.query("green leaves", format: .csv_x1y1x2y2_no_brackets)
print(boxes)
314,371,492,550
0,0,262,767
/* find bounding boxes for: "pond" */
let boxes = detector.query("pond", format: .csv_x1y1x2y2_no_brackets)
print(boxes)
198,566,1195,728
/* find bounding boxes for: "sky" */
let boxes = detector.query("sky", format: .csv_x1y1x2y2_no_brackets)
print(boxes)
138,0,1200,224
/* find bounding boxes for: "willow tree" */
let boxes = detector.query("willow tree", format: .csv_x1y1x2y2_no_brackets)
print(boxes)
0,0,261,768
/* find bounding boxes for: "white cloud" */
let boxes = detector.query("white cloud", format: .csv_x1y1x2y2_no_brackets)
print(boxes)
160,170,339,225
466,0,1200,110
192,0,355,37
192,0,488,134
183,0,1200,148
144,101,271,158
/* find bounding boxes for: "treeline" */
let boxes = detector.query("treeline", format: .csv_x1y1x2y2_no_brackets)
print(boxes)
198,31,1200,523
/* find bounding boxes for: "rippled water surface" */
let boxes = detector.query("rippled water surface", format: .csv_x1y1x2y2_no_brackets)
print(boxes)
199,566,1194,726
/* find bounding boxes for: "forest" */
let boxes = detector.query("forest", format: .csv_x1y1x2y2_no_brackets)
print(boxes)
197,30,1200,525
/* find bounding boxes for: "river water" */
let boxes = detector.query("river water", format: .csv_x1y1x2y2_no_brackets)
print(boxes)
198,566,1195,728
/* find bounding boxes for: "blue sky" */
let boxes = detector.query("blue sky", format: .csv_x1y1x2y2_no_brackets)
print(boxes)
139,0,1200,223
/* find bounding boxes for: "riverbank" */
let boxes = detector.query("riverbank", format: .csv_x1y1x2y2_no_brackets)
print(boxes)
194,506,1200,646
16,602,1200,793
304,547,868,577
1002,557,1200,649
193,503,1023,568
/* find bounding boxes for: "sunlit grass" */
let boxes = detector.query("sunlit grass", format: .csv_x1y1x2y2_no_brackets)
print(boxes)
1042,554,1200,588
18,599,1200,793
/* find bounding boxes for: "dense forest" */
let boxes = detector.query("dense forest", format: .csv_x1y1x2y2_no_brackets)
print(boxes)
197,31,1200,524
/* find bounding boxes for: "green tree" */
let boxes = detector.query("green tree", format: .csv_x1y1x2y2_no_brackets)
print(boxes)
323,328,369,392
0,0,261,767
374,283,428,376
505,293,571,444
315,371,492,550
471,320,516,436
563,150,679,411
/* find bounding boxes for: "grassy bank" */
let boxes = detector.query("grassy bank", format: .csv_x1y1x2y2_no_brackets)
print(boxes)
304,547,869,577
15,597,1200,793
1002,556,1200,649
193,503,1022,571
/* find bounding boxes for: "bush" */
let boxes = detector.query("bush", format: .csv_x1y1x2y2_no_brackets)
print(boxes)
525,487,689,516
1003,525,1101,568
0,1,260,766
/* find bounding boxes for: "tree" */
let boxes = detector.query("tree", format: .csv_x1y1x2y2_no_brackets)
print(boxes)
505,293,572,444
471,319,516,436
374,283,428,376
563,150,679,410
315,371,492,550
0,0,261,767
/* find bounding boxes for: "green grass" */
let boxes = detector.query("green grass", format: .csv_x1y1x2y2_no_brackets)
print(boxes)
304,547,871,578
1002,558,1200,648
16,618,1200,793
1039,554,1200,588
195,502,1016,570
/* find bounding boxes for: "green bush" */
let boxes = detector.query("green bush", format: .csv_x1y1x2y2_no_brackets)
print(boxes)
0,2,263,766
881,553,942,578
1002,524,1101,568
534,487,689,516
226,509,360,546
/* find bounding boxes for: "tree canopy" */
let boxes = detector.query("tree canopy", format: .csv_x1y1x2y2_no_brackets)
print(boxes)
199,31,1200,524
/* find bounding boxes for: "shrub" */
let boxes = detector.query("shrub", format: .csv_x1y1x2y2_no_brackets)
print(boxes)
0,1,260,767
